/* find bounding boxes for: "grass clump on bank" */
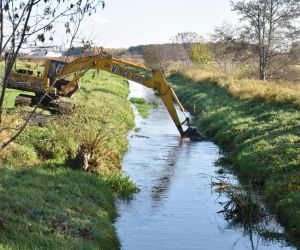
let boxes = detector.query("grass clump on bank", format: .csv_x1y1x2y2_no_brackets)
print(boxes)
0,69,137,249
129,97,157,119
168,71,300,240
102,172,140,200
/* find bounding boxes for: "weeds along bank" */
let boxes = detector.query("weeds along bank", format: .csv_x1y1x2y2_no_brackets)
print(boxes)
0,70,136,249
168,70,300,239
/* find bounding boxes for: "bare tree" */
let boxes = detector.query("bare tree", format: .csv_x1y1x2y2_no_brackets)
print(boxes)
171,32,202,63
0,0,105,127
232,0,300,80
143,44,173,73
211,23,239,73
288,42,300,64
211,22,250,74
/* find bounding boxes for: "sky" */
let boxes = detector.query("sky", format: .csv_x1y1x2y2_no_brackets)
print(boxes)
78,0,240,48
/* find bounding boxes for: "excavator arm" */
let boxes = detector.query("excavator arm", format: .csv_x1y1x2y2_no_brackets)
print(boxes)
54,53,189,137
54,53,201,140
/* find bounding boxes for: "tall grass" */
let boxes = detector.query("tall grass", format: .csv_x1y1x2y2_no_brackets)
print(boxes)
174,66,300,107
102,172,140,199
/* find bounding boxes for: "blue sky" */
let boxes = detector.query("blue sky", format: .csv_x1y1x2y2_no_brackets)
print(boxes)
79,0,239,48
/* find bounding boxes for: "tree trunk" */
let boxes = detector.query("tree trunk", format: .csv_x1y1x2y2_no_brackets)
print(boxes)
67,145,91,171
0,0,34,128
0,66,11,127
259,56,268,81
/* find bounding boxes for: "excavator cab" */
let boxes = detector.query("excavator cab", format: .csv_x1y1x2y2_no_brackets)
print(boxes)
43,59,79,93
44,59,66,81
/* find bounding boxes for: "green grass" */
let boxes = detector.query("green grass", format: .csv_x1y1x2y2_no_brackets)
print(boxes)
3,70,134,170
102,172,140,200
0,60,45,76
3,89,34,109
168,72,300,241
0,167,119,250
129,97,157,119
0,69,137,249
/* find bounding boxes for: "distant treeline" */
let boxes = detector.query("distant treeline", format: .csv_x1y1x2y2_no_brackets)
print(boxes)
106,38,300,81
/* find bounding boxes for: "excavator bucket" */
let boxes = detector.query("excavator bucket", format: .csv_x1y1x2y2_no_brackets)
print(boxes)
183,127,204,141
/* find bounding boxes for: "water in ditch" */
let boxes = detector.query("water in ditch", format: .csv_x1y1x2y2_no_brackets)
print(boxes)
115,82,297,250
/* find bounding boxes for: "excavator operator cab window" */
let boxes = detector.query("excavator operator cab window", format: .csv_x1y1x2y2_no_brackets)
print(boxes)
46,60,70,91
46,60,67,81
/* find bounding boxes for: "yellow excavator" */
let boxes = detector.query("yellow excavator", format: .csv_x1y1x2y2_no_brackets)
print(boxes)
6,52,202,140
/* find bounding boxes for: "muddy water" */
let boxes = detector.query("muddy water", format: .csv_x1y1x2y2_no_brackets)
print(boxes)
115,82,296,250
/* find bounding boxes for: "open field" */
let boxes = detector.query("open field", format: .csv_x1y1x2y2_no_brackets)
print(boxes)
2,54,300,247
168,70,300,241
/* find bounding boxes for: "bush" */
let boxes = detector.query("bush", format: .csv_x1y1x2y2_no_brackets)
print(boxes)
189,43,214,67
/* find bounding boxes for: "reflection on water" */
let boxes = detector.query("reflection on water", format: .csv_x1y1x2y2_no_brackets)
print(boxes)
115,82,296,250
151,143,180,202
213,178,297,250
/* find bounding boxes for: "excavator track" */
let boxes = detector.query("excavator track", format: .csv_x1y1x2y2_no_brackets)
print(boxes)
15,94,74,114
15,94,33,107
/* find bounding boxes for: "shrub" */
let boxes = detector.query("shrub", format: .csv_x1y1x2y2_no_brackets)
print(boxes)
189,43,214,67
102,172,140,199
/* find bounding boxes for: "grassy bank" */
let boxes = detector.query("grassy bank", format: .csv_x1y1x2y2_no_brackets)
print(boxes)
168,71,300,240
0,69,135,249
